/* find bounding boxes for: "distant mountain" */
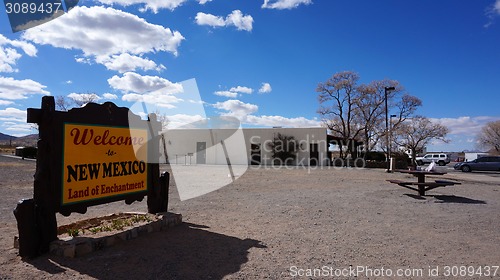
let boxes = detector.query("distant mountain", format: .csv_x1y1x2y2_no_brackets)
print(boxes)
0,132,16,141
0,133,37,146
17,134,38,141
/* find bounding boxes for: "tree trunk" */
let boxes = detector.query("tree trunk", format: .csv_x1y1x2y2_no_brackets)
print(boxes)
362,131,370,159
338,142,344,160
411,149,417,167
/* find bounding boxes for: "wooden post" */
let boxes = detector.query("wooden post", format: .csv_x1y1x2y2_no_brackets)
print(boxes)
14,96,59,257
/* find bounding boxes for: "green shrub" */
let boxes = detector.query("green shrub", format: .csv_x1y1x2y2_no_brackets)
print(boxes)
364,151,386,161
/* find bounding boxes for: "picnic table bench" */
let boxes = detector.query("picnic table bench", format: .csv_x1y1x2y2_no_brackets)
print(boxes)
387,170,461,196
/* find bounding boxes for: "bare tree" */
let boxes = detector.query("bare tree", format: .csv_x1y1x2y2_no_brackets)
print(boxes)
152,109,170,163
316,71,361,159
55,96,72,111
355,80,421,155
55,93,100,111
71,92,101,107
477,120,500,154
354,81,387,154
392,116,449,165
153,109,170,131
316,71,421,159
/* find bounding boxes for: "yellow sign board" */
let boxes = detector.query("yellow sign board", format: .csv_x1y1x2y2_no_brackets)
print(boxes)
62,123,148,205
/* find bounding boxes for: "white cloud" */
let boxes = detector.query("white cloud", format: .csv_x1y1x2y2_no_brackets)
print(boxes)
230,86,253,94
214,85,253,97
213,99,258,119
262,0,312,9
103,93,119,100
0,34,37,73
214,91,238,98
22,6,184,69
247,115,320,127
195,13,225,27
407,116,500,152
0,76,49,100
258,82,272,93
0,100,14,106
485,0,500,27
197,0,213,4
95,0,187,13
97,53,166,73
65,80,73,84
495,0,500,14
75,57,92,64
122,92,182,109
108,72,183,94
226,10,254,31
431,116,500,135
196,10,253,31
0,48,21,73
0,35,37,56
108,72,184,108
0,107,26,122
212,99,320,127
5,123,32,133
166,114,205,128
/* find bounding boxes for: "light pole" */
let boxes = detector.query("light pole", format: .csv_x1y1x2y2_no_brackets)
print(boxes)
385,86,395,172
389,114,397,160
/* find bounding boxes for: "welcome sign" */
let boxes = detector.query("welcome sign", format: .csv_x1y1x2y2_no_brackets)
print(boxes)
62,123,148,205
18,97,167,257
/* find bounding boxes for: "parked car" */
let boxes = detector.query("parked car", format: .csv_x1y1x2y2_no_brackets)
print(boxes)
453,156,500,172
415,153,450,166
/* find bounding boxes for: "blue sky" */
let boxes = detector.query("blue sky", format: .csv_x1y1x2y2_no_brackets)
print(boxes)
1,0,499,152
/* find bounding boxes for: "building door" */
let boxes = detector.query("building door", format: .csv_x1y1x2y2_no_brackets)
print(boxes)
250,143,261,165
196,142,206,164
310,143,319,166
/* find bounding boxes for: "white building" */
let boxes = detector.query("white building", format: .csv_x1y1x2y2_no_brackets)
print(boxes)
160,127,329,166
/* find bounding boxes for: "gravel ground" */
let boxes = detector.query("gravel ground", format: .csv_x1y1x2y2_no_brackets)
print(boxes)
1,154,500,279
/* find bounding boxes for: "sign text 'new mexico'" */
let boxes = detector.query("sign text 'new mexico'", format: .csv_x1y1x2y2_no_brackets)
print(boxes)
62,123,148,205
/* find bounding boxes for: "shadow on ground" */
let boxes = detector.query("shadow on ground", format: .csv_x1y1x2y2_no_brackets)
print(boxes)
433,195,486,204
27,222,266,280
404,194,486,204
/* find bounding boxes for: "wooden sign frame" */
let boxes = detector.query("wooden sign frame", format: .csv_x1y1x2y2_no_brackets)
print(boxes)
15,96,168,258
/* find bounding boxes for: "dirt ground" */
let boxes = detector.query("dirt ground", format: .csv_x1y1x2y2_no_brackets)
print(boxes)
1,154,500,279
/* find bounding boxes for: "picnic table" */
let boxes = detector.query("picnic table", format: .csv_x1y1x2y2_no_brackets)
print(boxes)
387,169,461,196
